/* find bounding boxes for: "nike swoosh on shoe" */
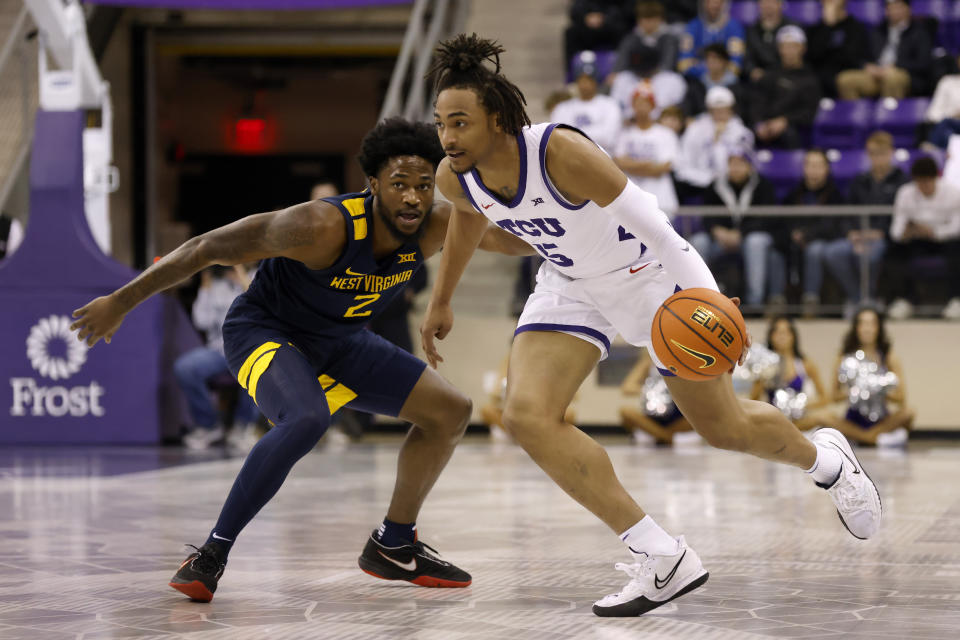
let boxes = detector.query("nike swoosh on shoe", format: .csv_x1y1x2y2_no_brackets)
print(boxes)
378,551,417,571
654,550,686,590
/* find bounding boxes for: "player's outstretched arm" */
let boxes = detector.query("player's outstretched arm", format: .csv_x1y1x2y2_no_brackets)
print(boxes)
422,201,535,259
71,200,344,347
478,223,537,256
420,158,491,368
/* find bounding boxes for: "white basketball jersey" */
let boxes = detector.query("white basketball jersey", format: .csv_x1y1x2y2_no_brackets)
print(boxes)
457,123,652,279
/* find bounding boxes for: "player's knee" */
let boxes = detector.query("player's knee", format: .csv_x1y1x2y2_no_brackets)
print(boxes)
280,401,330,448
444,393,472,438
501,400,548,441
285,409,329,451
420,392,471,439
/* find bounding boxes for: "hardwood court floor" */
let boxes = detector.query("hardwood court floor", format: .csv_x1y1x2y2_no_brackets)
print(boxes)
0,436,957,639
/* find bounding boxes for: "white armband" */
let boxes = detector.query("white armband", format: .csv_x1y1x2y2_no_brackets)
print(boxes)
604,181,719,292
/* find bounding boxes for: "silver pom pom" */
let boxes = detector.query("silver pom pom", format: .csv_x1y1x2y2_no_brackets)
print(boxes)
771,388,809,420
731,344,781,395
838,350,898,422
641,368,675,418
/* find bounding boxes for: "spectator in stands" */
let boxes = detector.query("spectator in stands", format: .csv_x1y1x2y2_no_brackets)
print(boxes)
885,157,960,320
658,104,685,136
0,212,24,259
782,149,846,316
826,131,907,314
550,51,623,153
613,1,678,79
682,43,743,117
310,180,338,201
675,86,754,195
614,84,680,217
544,88,573,115
748,26,820,149
925,55,960,150
678,0,746,80
806,0,872,97
744,0,796,82
564,0,632,68
694,146,783,308
611,41,687,120
176,265,258,450
835,0,932,99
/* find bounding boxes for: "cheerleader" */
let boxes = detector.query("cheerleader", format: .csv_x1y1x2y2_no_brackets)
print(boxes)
620,350,695,445
830,307,915,445
750,316,832,431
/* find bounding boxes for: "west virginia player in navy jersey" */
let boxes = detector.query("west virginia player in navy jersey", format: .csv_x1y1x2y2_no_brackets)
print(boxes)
71,118,532,602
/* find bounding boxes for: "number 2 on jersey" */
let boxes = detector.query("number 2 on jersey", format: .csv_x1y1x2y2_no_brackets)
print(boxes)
344,294,380,318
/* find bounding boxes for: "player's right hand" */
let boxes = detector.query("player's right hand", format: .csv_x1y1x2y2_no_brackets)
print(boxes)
420,302,454,368
70,294,128,348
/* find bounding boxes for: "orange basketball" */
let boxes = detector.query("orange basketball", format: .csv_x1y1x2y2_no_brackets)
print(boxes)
650,288,746,381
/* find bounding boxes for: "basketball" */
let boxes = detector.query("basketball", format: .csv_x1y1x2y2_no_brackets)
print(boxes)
651,288,746,381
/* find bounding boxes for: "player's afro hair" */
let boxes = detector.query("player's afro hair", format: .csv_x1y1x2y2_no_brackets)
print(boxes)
357,117,445,178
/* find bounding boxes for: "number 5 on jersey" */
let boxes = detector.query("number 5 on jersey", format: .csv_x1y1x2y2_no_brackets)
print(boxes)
345,294,380,318
532,242,574,267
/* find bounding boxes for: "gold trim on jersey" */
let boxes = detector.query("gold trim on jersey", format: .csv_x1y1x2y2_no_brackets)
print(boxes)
341,196,368,240
237,341,282,403
318,374,358,414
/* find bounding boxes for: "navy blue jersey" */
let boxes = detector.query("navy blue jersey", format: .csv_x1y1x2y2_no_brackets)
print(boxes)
238,191,424,340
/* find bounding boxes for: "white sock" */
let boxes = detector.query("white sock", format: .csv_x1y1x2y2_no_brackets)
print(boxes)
620,515,679,558
806,443,843,486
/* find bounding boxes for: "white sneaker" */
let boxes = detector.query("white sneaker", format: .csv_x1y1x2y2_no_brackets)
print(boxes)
942,298,960,321
810,428,882,540
226,423,259,451
875,427,909,448
183,424,225,450
593,536,708,617
887,298,913,320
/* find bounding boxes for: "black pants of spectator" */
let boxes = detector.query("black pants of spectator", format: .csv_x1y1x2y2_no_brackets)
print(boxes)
883,239,960,301
564,24,623,67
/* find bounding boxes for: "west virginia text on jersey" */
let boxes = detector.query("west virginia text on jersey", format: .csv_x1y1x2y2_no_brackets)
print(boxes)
329,270,415,293
231,191,424,339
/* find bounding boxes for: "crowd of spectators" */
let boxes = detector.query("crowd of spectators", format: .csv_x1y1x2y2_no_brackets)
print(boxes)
556,0,960,318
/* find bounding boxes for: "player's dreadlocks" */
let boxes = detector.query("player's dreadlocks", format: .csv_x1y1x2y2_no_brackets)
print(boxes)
357,117,445,178
427,33,531,135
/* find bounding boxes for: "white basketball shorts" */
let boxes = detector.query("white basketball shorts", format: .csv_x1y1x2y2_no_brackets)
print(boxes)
515,258,677,375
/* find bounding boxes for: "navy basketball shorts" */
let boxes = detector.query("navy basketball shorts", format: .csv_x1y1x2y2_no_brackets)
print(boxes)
222,304,426,420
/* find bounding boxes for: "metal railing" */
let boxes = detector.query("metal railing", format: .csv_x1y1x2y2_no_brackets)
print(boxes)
0,5,38,216
378,0,469,122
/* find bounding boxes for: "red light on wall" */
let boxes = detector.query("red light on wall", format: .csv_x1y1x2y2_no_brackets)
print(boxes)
232,117,273,153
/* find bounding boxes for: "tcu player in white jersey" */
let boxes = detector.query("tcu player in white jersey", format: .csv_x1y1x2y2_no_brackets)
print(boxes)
421,35,883,617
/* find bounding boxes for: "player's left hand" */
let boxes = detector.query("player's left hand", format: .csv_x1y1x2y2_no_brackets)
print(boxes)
71,294,128,347
728,296,750,369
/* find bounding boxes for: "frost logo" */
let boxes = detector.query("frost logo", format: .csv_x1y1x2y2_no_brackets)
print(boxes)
10,315,104,418
26,315,88,380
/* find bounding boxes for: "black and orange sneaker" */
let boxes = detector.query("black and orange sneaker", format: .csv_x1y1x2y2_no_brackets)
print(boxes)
358,533,472,588
168,543,226,602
